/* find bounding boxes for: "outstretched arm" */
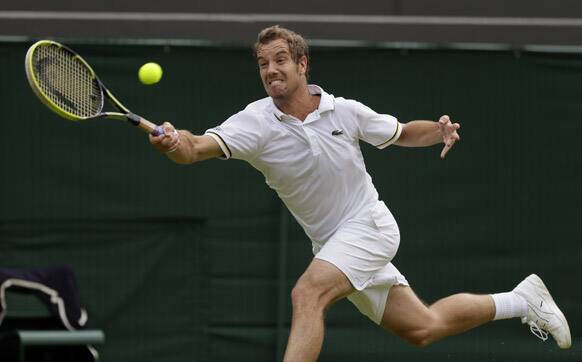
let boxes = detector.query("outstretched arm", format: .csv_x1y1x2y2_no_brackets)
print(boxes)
149,122,224,164
394,115,461,159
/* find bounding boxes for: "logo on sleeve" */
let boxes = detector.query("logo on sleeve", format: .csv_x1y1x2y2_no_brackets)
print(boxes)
331,129,344,136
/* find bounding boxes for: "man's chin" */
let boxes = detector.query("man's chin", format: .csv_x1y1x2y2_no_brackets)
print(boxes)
266,88,287,99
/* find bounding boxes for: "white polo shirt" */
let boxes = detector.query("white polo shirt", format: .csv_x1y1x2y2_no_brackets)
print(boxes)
205,85,402,246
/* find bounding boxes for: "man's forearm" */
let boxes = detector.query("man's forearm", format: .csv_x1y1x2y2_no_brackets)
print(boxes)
165,131,224,164
395,120,442,147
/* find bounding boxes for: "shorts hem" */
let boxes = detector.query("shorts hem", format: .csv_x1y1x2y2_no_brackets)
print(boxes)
372,277,409,325
314,254,371,291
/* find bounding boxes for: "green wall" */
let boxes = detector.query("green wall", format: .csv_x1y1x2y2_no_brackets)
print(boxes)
1,41,580,361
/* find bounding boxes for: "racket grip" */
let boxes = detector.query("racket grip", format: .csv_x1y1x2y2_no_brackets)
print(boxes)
127,113,164,135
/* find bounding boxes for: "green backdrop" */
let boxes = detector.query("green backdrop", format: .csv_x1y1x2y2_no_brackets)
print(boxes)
0,41,580,361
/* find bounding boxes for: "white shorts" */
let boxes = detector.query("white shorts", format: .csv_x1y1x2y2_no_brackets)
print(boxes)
314,201,409,324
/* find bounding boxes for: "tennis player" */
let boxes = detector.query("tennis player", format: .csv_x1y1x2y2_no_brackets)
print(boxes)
149,26,571,361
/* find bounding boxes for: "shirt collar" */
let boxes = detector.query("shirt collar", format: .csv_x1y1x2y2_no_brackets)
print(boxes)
308,84,335,113
270,84,335,121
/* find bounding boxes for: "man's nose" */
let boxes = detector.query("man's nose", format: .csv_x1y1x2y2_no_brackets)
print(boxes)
266,61,278,74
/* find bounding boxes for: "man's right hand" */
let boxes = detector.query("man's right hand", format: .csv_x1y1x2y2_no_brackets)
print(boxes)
149,121,181,154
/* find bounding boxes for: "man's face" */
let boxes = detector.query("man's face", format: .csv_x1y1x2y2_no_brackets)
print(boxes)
256,39,307,100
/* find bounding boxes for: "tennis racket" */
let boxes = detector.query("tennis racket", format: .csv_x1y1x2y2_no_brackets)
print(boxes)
25,40,164,136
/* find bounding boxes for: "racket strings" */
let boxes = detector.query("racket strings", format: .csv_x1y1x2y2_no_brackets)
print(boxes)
33,45,102,118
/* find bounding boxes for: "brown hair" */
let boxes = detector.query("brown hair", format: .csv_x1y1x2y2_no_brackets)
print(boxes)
254,25,310,75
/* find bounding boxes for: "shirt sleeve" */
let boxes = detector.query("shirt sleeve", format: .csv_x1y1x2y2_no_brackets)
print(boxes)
352,100,402,149
204,111,263,161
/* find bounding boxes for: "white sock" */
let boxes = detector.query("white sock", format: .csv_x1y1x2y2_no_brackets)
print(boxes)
490,292,528,320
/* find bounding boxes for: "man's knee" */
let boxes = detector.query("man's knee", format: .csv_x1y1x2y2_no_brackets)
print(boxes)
290,274,323,312
290,272,345,315
399,327,435,348
290,260,354,317
381,285,443,347
390,312,441,347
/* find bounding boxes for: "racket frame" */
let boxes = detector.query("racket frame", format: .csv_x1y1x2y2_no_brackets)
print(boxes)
25,40,162,135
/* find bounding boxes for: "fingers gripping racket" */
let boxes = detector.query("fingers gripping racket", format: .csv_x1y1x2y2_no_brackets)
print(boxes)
25,40,164,136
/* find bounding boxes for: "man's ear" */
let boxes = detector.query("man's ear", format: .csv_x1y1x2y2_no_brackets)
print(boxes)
298,55,308,76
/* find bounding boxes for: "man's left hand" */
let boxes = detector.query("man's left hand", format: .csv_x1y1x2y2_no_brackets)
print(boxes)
438,115,461,159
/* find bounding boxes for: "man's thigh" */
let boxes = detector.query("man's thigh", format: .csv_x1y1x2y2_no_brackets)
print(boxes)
345,262,408,324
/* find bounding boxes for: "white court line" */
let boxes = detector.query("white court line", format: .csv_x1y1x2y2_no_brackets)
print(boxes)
1,11,582,27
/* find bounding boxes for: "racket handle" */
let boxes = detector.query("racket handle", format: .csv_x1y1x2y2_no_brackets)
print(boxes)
127,113,164,136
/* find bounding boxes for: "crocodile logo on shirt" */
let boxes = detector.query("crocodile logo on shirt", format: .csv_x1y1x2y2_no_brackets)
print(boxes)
331,129,344,136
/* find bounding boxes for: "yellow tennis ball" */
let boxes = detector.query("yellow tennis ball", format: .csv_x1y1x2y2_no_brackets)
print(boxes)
138,62,163,85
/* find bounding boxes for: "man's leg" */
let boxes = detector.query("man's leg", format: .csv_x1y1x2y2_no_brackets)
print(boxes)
283,258,354,362
380,285,495,346
380,275,571,349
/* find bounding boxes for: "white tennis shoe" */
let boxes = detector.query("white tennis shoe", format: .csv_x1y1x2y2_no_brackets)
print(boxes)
513,274,571,349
